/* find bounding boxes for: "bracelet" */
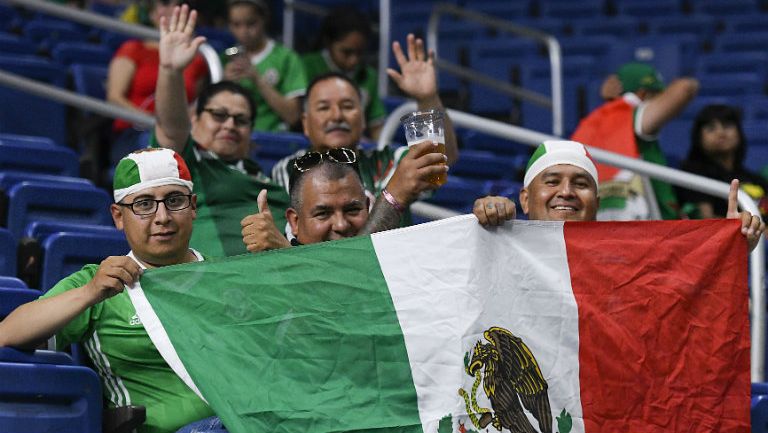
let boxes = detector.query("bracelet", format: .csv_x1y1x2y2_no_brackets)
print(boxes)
382,189,405,213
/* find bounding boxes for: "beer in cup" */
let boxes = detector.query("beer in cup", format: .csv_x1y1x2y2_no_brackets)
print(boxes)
400,110,447,186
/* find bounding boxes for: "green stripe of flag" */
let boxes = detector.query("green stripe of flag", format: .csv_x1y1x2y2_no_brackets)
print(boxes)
139,235,422,433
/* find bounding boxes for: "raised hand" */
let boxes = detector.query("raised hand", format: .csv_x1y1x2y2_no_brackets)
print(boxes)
726,179,765,252
84,256,143,303
159,4,206,72
386,34,438,102
240,189,291,252
473,196,517,226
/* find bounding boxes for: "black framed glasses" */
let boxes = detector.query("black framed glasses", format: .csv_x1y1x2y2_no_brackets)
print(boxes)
202,108,252,128
293,148,357,173
118,194,193,216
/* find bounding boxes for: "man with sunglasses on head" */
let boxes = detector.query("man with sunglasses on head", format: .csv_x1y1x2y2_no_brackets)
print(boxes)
270,33,459,224
242,140,449,250
0,148,224,432
151,4,290,257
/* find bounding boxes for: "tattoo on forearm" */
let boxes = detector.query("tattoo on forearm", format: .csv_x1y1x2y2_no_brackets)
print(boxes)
360,196,403,235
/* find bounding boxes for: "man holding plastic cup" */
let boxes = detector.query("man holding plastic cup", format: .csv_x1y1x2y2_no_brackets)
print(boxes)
271,34,458,221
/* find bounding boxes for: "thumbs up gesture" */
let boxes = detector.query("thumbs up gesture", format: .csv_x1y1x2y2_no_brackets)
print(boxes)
240,189,291,252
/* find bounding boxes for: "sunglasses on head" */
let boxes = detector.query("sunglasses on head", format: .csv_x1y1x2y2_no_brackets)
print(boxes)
293,148,357,173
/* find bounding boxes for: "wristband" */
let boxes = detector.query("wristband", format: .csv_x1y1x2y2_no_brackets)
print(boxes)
382,189,405,213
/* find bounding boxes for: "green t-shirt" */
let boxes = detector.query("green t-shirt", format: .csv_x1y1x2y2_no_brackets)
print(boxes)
150,135,290,257
221,40,307,132
301,50,387,128
40,253,213,433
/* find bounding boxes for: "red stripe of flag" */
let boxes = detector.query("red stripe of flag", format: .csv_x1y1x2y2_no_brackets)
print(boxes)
564,219,750,432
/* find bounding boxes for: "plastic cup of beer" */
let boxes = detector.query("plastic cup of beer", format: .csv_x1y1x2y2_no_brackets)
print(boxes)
400,109,447,186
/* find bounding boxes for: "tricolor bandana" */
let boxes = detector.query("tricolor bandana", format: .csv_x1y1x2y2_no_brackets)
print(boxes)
523,140,599,188
113,148,194,203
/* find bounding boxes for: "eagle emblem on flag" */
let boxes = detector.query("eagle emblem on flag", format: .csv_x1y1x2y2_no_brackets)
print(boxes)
459,326,554,433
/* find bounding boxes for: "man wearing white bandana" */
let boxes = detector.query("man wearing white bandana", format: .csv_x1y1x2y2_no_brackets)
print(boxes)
472,140,765,252
0,148,218,432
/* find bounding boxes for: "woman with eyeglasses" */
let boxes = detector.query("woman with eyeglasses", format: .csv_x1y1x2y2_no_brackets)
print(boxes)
150,5,290,258
107,0,208,154
301,7,386,140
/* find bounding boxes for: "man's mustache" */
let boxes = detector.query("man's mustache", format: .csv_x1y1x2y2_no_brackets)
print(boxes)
324,122,352,133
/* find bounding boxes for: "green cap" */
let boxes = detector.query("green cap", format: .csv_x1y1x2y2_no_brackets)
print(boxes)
617,62,665,93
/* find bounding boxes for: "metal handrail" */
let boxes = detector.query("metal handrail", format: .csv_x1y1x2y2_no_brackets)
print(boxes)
380,101,766,382
427,3,563,136
3,0,223,82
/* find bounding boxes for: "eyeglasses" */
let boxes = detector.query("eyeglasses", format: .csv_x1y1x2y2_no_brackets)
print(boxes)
118,194,193,216
293,148,357,173
202,108,252,128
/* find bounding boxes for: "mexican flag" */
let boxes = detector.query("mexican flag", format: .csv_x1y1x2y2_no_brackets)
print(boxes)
128,216,749,433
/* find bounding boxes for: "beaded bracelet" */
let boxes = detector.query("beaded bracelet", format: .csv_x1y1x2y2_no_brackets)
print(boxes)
382,189,405,213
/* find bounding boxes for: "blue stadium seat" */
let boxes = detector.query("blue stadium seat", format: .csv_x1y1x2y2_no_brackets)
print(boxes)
657,120,690,168
0,348,101,433
692,0,758,15
745,96,768,121
0,287,37,317
753,392,768,433
539,0,603,19
695,52,768,82
468,37,540,114
22,19,90,49
460,129,532,157
0,140,79,176
646,15,717,47
450,149,517,181
24,221,124,243
5,181,113,242
723,15,768,34
435,20,485,93
251,131,310,160
520,56,594,135
609,34,699,80
744,121,768,149
559,35,617,66
425,176,485,213
0,277,25,289
714,32,768,54
570,16,640,38
40,232,129,291
51,41,112,66
484,178,523,199
0,172,92,192
99,30,131,51
0,228,14,277
0,32,38,55
676,96,735,121
0,55,67,144
469,1,530,19
697,73,764,98
614,0,684,17
0,132,58,148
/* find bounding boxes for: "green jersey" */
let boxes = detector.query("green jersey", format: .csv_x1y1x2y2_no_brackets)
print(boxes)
221,40,307,132
301,50,386,128
40,251,213,433
150,135,291,257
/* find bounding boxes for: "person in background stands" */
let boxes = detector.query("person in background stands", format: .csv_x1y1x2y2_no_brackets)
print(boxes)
222,0,306,132
302,7,386,140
